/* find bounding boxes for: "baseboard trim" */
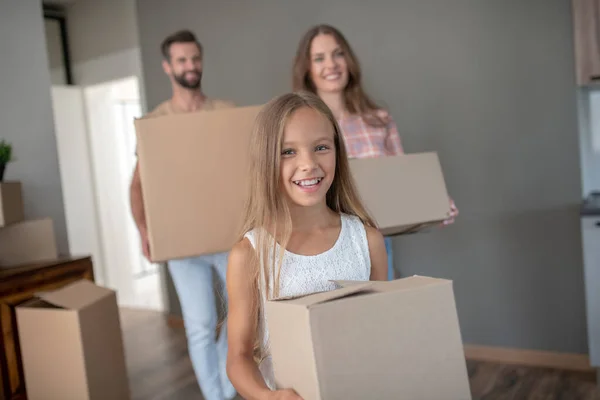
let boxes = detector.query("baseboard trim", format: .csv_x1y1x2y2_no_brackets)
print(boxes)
166,315,592,373
464,344,593,372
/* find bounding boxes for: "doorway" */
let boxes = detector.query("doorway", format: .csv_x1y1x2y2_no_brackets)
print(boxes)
51,76,164,311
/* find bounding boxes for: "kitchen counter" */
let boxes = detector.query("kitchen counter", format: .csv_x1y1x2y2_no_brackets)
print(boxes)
581,204,600,216
581,192,600,216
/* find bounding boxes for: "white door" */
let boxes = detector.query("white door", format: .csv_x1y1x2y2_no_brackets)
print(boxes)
50,77,160,309
51,85,107,284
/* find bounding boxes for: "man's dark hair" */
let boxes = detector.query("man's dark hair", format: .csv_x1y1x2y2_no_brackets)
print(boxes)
160,30,203,61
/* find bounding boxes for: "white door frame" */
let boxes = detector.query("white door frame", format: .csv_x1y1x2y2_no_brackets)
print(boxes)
51,77,147,307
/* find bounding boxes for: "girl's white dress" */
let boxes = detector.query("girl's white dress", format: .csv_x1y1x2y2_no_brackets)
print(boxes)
243,213,372,389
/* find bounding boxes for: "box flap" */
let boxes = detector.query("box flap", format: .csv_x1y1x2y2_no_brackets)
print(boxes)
373,275,451,293
334,276,450,293
332,280,368,288
36,280,113,310
270,282,375,307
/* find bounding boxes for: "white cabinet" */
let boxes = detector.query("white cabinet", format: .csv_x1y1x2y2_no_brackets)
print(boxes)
581,216,600,367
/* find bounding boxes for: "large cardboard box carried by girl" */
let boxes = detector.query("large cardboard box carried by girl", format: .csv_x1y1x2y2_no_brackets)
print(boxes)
265,276,472,399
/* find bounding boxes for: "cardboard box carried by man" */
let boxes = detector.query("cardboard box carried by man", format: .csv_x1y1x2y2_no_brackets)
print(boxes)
134,105,452,263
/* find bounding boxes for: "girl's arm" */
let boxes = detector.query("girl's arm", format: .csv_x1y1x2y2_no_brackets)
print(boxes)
226,239,272,399
226,239,302,400
365,226,388,281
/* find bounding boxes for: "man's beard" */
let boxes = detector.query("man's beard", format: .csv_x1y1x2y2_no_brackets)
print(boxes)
174,70,202,90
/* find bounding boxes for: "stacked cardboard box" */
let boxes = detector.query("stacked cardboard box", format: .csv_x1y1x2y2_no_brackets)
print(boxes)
16,280,131,400
0,181,59,268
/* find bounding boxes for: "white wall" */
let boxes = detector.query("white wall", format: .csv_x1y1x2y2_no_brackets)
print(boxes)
57,0,158,306
67,0,139,63
51,86,105,281
82,78,141,305
72,47,144,88
0,0,69,254
65,0,146,108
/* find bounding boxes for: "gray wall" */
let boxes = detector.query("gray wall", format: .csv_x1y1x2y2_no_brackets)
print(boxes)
67,0,139,65
136,0,586,353
0,0,69,254
65,0,146,89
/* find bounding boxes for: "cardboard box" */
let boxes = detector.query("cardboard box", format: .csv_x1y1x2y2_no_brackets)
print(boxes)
135,106,451,262
135,105,263,262
350,153,451,236
265,276,471,400
0,218,58,267
16,280,131,400
0,181,24,227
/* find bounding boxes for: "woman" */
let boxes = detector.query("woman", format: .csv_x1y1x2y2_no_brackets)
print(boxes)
292,24,458,280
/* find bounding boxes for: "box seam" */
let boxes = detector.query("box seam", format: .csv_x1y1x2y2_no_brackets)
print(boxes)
75,312,92,400
309,310,325,400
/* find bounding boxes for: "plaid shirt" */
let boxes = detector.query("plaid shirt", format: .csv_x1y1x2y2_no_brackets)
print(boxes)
337,111,404,159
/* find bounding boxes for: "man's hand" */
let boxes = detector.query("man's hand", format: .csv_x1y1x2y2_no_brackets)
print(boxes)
130,161,151,260
140,229,151,261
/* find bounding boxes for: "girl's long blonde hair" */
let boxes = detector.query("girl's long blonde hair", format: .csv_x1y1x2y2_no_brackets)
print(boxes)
239,91,376,361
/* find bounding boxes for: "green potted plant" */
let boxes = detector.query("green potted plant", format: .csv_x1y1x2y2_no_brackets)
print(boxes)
0,140,13,182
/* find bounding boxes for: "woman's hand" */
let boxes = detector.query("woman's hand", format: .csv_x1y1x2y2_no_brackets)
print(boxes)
442,197,459,226
268,389,303,400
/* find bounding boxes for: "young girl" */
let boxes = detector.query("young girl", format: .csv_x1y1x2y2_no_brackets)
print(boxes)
226,91,388,400
292,24,459,280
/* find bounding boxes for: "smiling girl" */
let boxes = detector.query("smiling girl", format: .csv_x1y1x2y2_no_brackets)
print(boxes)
225,91,387,399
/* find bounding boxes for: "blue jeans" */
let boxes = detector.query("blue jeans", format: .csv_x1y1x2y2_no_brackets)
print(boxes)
168,253,236,400
384,236,394,280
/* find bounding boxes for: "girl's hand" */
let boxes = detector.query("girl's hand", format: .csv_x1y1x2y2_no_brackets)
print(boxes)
268,389,303,400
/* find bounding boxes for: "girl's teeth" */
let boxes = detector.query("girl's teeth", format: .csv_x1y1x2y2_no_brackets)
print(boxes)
295,178,322,186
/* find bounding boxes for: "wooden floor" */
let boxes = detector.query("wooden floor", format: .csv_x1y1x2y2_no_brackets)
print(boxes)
120,308,600,400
